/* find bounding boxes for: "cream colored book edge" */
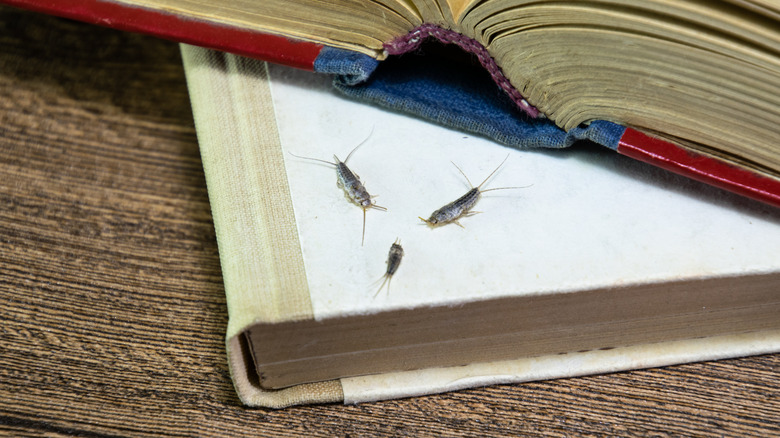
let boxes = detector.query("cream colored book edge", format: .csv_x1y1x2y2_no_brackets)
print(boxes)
180,44,780,409
180,44,342,408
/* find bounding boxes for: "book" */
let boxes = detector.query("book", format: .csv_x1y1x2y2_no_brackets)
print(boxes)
180,44,780,408
5,0,780,207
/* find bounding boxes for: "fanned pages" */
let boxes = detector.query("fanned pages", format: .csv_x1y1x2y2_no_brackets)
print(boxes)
7,0,780,202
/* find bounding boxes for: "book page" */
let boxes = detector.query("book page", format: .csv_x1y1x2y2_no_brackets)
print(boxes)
267,63,780,321
112,0,416,54
442,0,481,21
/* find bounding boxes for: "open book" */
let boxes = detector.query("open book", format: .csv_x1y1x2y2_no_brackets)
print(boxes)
6,0,780,206
181,45,780,408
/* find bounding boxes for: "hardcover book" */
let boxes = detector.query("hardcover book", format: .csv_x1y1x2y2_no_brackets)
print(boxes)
5,0,780,206
181,44,780,408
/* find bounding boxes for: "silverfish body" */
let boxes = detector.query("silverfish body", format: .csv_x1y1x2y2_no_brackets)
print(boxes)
373,238,404,297
420,154,527,228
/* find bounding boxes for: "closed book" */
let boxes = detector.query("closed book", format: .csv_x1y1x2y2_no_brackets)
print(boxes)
181,45,780,408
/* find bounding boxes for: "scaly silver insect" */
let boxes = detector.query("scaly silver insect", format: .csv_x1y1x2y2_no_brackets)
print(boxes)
289,133,386,245
373,238,404,298
419,154,528,228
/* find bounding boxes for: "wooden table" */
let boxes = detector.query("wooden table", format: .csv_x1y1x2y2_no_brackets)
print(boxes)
1,6,777,436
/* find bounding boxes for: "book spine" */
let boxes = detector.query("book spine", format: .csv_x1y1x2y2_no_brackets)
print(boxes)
1,0,324,70
618,128,780,208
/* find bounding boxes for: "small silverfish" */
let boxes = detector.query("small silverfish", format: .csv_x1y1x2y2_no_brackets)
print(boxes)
290,131,386,245
373,238,404,298
419,154,529,228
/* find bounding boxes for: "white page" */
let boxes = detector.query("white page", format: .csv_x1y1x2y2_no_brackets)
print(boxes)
267,63,780,320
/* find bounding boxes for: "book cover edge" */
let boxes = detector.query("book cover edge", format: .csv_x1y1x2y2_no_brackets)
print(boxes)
618,127,780,208
340,328,780,404
1,0,324,70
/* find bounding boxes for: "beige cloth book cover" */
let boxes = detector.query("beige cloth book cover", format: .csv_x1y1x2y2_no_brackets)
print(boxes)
180,44,780,409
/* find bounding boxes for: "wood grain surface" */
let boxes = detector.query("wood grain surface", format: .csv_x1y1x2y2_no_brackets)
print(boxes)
0,5,777,437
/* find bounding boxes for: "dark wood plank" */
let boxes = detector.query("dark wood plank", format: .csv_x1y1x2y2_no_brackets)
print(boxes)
0,5,777,437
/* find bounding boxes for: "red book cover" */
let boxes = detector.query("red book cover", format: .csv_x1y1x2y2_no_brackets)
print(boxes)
1,0,324,70
618,128,780,208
